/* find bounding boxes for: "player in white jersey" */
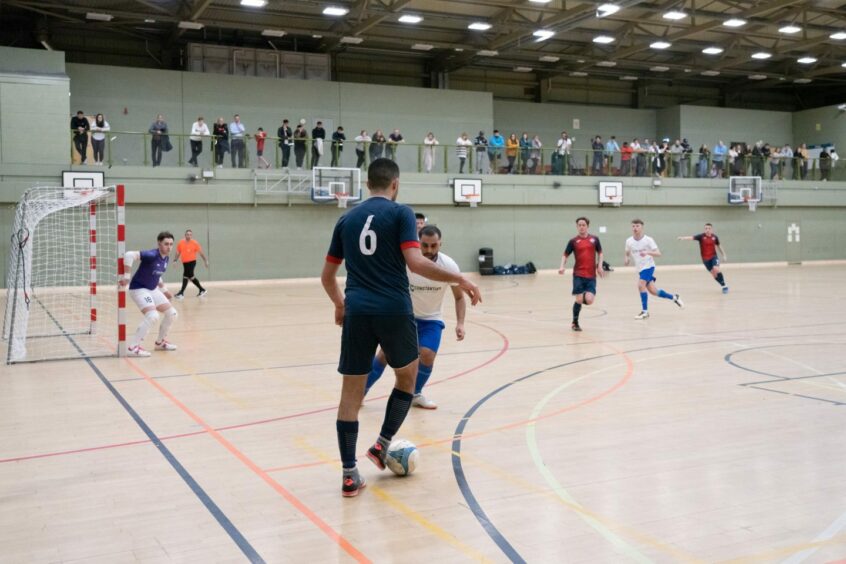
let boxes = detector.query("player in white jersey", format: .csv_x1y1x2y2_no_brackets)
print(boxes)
365,225,466,409
624,219,684,320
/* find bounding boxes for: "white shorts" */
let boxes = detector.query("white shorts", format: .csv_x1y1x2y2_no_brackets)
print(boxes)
129,288,170,310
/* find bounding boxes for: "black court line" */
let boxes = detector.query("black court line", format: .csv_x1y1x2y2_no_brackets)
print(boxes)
34,299,266,563
725,344,846,406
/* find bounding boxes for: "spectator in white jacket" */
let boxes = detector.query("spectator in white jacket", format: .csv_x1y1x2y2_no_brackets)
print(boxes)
189,116,210,166
90,113,111,165
423,132,439,173
456,132,472,173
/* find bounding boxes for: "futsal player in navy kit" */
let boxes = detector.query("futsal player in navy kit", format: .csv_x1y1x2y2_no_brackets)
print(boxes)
678,223,728,293
119,231,179,357
558,217,604,331
321,158,481,497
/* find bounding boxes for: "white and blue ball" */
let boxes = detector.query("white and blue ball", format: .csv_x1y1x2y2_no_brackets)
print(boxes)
386,439,419,476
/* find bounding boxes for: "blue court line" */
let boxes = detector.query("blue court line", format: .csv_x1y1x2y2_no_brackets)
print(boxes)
35,298,265,563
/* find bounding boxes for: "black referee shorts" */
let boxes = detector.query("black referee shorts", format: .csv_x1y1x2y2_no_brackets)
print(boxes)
338,314,418,376
182,260,197,279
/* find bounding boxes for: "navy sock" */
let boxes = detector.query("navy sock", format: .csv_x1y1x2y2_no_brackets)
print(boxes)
572,302,582,321
414,363,433,395
640,292,648,310
380,388,413,441
658,289,673,300
716,272,725,286
336,420,359,469
365,357,386,394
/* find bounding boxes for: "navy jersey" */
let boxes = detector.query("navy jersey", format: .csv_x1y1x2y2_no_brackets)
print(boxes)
564,235,602,279
326,196,419,315
693,233,720,260
129,249,169,291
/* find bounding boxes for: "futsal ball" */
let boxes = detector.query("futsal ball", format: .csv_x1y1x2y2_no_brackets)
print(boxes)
386,439,419,476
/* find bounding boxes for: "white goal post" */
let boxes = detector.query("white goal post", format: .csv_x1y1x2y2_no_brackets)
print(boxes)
3,185,126,363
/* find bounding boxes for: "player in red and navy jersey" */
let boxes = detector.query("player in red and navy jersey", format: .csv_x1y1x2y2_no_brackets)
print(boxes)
558,217,604,331
321,158,481,497
678,223,728,293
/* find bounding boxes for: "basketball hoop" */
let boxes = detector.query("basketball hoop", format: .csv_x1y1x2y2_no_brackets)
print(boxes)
334,192,351,209
744,196,757,212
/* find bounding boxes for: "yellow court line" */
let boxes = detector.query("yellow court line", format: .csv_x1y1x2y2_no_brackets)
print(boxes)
293,437,494,563
719,532,846,563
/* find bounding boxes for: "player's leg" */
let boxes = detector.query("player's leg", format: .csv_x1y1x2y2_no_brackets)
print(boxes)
151,289,178,351
635,274,650,319
364,348,388,396
176,262,191,298
707,259,728,292
412,319,445,409
366,315,418,471
185,261,206,296
649,279,684,309
128,289,158,356
336,315,377,497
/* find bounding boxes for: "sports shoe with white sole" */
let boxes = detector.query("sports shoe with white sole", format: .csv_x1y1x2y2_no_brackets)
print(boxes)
174,293,184,300
366,441,388,470
341,471,366,497
198,289,208,298
127,345,151,357
634,311,650,320
155,340,178,351
722,286,729,294
412,393,438,409
673,294,685,308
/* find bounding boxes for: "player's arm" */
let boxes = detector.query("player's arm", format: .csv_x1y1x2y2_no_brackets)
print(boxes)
596,251,605,278
199,249,209,267
645,246,662,257
450,285,467,341
119,251,140,286
558,253,569,275
320,260,345,326
623,243,630,266
173,250,181,264
403,248,481,305
158,278,173,300
677,235,694,241
717,243,727,261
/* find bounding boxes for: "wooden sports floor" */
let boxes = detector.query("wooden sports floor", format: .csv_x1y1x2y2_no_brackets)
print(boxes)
2,263,846,563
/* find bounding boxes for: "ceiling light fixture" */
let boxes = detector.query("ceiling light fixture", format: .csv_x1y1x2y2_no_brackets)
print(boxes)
178,21,204,29
262,29,286,37
829,32,846,40
323,6,349,16
778,24,801,34
620,75,638,80
411,43,434,51
650,65,670,72
86,12,113,21
398,14,423,24
340,36,364,44
663,11,686,20
533,30,555,41
468,22,492,31
748,74,767,80
751,52,772,59
593,35,615,44
597,4,620,17
596,60,617,67
650,41,672,49
793,78,812,84
723,18,747,28
570,71,588,77
539,55,560,62
477,49,498,56
529,0,553,3
797,56,817,64
702,46,724,55
514,66,533,72
240,0,267,7
144,18,156,23
701,70,720,76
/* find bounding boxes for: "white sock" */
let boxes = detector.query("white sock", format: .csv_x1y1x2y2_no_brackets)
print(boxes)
157,308,178,342
132,310,159,348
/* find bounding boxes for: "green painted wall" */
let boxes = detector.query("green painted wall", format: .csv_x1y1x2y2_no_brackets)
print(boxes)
792,105,846,150
656,106,681,142
679,105,793,150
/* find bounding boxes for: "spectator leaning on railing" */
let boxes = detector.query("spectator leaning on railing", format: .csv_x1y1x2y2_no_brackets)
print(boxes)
149,114,168,167
331,126,345,167
620,141,632,176
370,129,386,162
354,130,370,168
213,117,228,168
456,132,472,173
277,118,292,169
189,116,209,167
489,130,505,173
229,114,246,169
312,120,326,168
423,132,439,173
71,110,90,164
474,131,488,174
90,113,110,166
506,133,519,174
293,121,308,169
604,135,620,173
712,141,726,178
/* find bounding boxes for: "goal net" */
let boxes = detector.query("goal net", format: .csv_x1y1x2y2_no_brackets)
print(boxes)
3,185,126,363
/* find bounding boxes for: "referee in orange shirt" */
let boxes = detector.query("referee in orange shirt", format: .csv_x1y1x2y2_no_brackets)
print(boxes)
174,229,209,299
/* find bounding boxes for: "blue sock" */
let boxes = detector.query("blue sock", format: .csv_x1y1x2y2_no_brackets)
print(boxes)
414,363,433,395
640,292,648,310
365,357,386,394
336,420,359,469
658,289,673,300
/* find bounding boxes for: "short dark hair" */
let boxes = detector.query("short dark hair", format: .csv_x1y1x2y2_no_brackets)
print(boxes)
258,127,263,131
576,217,590,225
157,231,174,242
367,158,400,190
283,119,289,123
76,110,84,115
419,225,441,239
705,222,713,227
631,219,644,226
415,212,426,220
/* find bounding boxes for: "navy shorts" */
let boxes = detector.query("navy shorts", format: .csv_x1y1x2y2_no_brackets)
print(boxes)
339,314,418,375
572,276,597,296
703,257,720,271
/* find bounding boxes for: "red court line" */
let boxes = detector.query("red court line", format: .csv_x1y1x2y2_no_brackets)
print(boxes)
265,342,633,473
121,356,370,563
1,321,508,465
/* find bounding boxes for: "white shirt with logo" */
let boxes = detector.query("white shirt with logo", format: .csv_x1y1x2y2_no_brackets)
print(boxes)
407,252,460,321
625,235,658,272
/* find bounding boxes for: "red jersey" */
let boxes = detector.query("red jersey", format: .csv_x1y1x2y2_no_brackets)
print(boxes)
255,131,267,152
565,234,602,278
693,233,720,260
